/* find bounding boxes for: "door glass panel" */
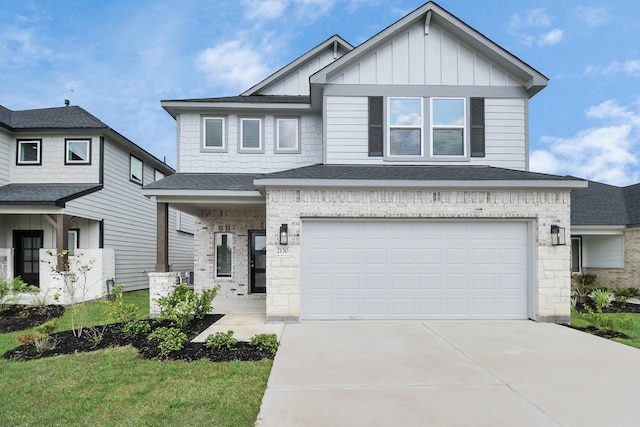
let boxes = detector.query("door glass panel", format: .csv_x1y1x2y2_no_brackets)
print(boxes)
254,272,266,290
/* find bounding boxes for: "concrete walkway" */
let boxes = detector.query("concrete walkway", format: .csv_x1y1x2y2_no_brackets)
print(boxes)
256,320,640,427
193,297,284,342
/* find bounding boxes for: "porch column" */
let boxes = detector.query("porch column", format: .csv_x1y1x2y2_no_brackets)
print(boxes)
156,202,169,272
54,214,70,272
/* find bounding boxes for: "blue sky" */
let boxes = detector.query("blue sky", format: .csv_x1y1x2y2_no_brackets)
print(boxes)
1,0,639,185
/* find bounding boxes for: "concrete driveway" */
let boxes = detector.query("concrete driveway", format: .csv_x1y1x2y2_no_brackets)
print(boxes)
256,321,640,427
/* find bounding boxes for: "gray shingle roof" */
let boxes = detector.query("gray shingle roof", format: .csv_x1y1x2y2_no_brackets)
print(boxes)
162,95,310,104
571,181,628,226
256,164,582,182
0,105,107,130
623,183,640,226
144,173,261,191
0,184,103,207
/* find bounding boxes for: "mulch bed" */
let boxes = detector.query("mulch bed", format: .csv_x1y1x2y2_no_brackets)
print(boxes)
1,308,276,362
0,305,65,333
568,300,639,340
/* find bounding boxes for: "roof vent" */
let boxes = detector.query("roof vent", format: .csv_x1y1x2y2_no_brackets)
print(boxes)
64,99,70,106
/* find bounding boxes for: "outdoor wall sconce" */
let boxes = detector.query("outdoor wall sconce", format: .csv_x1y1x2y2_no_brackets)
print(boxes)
279,224,289,245
551,225,566,246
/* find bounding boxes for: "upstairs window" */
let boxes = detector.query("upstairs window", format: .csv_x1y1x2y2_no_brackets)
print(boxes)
431,98,465,156
130,155,143,185
388,98,423,156
239,117,263,152
154,169,165,182
65,139,91,164
275,117,300,153
17,139,42,165
202,116,226,151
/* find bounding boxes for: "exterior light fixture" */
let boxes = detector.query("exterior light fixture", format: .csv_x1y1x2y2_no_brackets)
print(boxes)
279,224,289,245
551,225,566,246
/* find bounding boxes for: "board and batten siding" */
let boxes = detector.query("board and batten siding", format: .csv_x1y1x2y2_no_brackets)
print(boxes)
324,96,526,170
257,49,346,96
65,138,193,291
169,211,194,275
329,22,522,87
0,130,11,186
178,112,323,173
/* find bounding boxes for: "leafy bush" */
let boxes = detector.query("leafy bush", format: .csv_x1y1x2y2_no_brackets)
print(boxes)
35,320,58,336
0,276,33,310
148,327,187,356
156,283,220,327
105,284,139,323
591,288,613,310
249,333,279,354
123,320,151,336
193,286,219,318
205,330,237,350
613,287,640,304
155,282,196,328
84,325,108,348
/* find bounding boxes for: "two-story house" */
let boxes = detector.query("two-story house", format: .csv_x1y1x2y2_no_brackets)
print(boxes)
0,103,194,303
144,2,585,323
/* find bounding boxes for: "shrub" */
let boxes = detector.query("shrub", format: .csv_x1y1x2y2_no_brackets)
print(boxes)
591,288,613,311
33,335,58,354
155,282,196,328
84,325,108,348
123,320,151,336
0,276,33,311
148,327,187,356
249,333,279,354
35,320,58,336
193,286,219,318
613,287,640,304
17,333,40,345
205,330,237,350
105,284,139,323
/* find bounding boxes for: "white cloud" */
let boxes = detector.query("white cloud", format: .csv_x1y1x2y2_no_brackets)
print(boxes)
241,0,335,21
573,6,609,26
538,29,563,46
242,0,287,20
195,40,271,91
530,100,640,186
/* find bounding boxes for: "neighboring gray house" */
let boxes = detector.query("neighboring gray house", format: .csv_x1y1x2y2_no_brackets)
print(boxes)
0,103,194,303
571,180,640,288
144,2,585,323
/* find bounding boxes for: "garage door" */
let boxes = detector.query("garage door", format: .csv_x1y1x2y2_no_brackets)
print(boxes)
301,220,529,320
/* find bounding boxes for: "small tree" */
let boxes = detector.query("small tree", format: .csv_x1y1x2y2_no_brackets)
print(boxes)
44,250,96,337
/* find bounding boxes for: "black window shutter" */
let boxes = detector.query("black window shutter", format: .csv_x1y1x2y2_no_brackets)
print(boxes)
470,97,485,157
368,96,383,157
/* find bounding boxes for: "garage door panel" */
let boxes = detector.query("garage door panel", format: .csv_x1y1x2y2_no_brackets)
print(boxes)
302,220,529,320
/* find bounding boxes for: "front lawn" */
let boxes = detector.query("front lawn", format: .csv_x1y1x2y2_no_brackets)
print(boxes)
0,291,272,426
571,310,640,349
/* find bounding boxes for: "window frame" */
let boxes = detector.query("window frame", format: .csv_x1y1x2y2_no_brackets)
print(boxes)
238,116,264,153
274,116,301,153
68,229,80,256
16,139,42,165
571,236,582,274
387,97,424,157
201,115,227,152
215,232,233,278
430,97,467,158
129,154,144,185
154,169,165,182
64,138,92,165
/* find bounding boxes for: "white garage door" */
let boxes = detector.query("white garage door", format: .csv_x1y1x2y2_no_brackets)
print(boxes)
301,220,529,320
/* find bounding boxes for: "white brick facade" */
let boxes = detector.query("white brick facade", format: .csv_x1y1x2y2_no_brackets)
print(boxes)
194,208,266,297
265,188,572,322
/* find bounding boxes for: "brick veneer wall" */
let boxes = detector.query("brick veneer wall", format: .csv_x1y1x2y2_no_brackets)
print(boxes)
584,227,640,289
265,188,573,323
194,208,266,297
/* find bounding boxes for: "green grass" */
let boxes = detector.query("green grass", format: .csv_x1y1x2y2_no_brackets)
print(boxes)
571,310,640,349
0,291,272,426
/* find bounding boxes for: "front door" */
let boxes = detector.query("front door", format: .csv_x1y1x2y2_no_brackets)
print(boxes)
250,230,266,294
14,230,43,286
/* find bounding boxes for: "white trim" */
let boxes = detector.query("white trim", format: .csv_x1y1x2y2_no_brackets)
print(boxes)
570,226,625,235
430,97,466,158
387,97,424,157
239,117,263,152
275,117,300,153
202,116,227,151
65,138,91,164
17,139,42,165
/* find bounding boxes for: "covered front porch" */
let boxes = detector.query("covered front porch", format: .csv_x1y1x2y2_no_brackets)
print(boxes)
143,173,268,313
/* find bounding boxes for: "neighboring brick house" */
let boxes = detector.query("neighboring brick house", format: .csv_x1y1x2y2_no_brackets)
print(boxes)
0,103,194,303
144,2,586,322
571,180,640,288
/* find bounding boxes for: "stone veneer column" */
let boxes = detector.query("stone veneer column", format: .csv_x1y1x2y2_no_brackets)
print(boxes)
148,272,178,317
